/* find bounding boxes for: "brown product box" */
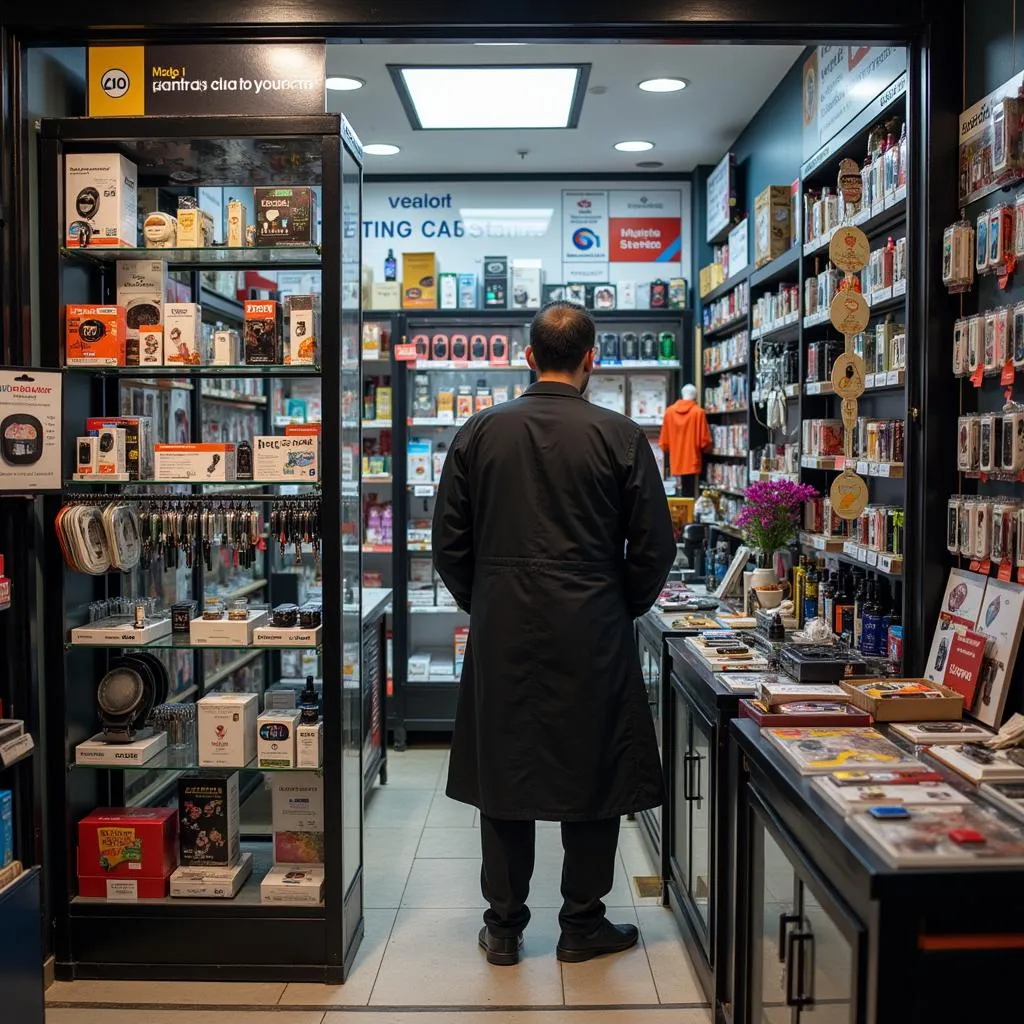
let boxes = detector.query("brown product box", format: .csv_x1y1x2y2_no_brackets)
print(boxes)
66,305,127,366
840,679,965,723
402,252,438,308
244,300,284,364
754,185,793,268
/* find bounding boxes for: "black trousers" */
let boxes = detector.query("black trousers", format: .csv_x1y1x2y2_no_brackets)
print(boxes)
479,813,621,938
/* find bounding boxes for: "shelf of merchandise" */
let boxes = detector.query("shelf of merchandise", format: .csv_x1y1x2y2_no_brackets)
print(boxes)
393,307,690,745
40,113,367,984
703,313,749,340
705,406,748,416
748,246,801,290
701,269,749,305
702,359,748,376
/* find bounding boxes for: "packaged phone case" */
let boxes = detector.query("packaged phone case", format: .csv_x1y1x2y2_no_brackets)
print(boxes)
1016,192,1024,257
960,499,974,556
996,306,1011,367
985,311,998,372
948,496,962,554
968,314,982,372
977,211,990,274
980,412,1000,472
1015,303,1024,367
972,498,992,560
1004,405,1024,472
1017,509,1024,567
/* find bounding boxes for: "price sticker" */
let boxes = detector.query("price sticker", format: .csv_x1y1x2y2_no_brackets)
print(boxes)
413,484,435,498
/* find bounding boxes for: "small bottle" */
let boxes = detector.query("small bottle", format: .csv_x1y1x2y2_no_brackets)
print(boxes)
804,558,820,623
384,248,396,282
236,440,253,481
861,582,883,655
300,676,320,723
821,571,837,633
834,571,854,642
853,572,868,649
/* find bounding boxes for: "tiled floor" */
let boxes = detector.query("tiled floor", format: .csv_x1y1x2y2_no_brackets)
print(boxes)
46,747,709,1024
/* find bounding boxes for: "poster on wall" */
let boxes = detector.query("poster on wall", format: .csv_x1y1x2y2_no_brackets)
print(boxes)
0,369,62,492
958,71,1024,207
802,45,907,161
562,191,610,263
607,190,683,263
705,153,735,243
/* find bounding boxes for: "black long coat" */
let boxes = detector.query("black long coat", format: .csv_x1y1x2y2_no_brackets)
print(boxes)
432,380,677,821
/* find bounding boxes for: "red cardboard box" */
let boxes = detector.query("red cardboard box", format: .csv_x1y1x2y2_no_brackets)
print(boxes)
77,807,178,879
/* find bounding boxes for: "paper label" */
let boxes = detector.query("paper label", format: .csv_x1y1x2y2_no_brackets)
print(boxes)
0,733,33,767
394,343,418,361
413,484,435,497
106,879,139,901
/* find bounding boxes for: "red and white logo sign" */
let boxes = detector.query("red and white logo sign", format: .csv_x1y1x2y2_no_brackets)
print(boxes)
608,217,681,263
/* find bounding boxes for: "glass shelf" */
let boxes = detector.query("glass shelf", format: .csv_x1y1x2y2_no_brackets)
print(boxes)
70,755,323,773
63,364,322,379
64,479,320,489
65,638,320,651
61,245,322,270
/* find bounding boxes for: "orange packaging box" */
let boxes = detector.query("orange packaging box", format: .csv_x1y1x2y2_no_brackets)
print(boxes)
65,305,127,366
402,252,438,309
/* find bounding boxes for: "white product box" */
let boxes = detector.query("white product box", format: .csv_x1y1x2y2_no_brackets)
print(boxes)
252,434,318,482
154,443,237,482
170,850,253,899
177,207,215,248
439,273,459,309
272,772,324,832
407,440,431,484
70,617,172,646
116,260,166,344
296,722,323,769
370,281,401,309
257,709,301,768
65,153,138,247
510,262,543,309
189,609,270,647
617,281,637,309
211,329,242,365
76,436,99,477
198,692,258,767
97,427,127,477
74,730,168,766
408,653,432,679
164,303,202,365
458,273,478,309
227,198,247,247
253,625,323,648
287,295,320,365
260,864,324,904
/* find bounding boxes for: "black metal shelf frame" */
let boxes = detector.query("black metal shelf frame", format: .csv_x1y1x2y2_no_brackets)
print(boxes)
39,113,366,984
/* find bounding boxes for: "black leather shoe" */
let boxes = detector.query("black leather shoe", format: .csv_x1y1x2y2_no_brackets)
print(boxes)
479,925,524,966
556,920,639,963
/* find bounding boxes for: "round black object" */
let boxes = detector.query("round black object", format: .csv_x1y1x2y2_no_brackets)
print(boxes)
78,319,107,344
272,603,299,628
131,651,171,706
76,186,100,219
1,414,44,465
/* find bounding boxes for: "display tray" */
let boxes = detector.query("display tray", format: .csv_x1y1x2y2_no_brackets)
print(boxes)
740,698,871,727
979,782,1024,824
889,721,996,745
841,678,964,722
847,804,1024,867
763,726,926,775
755,679,853,706
926,744,1024,784
812,776,972,814
713,671,778,694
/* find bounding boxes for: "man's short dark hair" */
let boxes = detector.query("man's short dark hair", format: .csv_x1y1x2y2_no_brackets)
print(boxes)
529,301,596,372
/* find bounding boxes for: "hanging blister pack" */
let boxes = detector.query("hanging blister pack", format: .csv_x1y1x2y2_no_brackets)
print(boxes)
953,318,968,376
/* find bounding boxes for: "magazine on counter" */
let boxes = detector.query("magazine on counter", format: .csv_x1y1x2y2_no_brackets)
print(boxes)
979,781,1024,824
927,743,1024,784
812,776,971,814
889,721,996,746
763,727,925,775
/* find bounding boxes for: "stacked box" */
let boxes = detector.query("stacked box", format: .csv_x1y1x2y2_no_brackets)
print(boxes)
177,772,240,867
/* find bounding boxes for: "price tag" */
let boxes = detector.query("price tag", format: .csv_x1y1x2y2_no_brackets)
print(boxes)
887,370,901,386
864,373,875,387
971,364,985,388
867,549,879,567
0,733,33,767
999,560,1013,581
857,460,869,475
981,558,992,576
106,879,139,901
806,382,821,395
970,558,982,573
878,463,891,478
1002,360,1016,387
413,484,435,497
1017,565,1024,584
893,279,907,297
858,546,868,563
437,411,454,425
871,199,886,218
394,343,419,361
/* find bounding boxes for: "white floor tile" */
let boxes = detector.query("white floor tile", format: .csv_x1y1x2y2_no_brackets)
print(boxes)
401,857,485,909
381,749,447,790
636,906,707,1004
417,826,481,859
364,829,422,909
45,980,284,1006
425,792,477,828
280,908,397,1006
560,909,659,1006
369,907,563,1006
364,786,434,830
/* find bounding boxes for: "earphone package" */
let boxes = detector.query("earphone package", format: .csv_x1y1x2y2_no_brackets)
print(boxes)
64,153,138,248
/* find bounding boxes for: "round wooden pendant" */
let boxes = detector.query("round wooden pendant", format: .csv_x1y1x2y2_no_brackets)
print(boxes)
829,289,870,336
841,397,859,431
838,157,863,207
829,225,870,273
831,352,866,400
830,469,869,520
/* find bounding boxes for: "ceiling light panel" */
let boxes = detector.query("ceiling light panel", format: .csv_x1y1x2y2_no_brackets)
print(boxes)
390,64,589,130
326,76,364,91
638,77,688,93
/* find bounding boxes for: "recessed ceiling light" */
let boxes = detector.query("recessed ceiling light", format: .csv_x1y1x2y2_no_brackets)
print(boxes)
326,76,365,91
364,143,401,156
638,77,688,93
390,64,589,129
614,140,654,153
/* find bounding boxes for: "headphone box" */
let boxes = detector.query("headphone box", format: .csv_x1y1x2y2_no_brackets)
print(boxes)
116,260,166,347
64,152,138,248
86,416,154,481
66,305,127,366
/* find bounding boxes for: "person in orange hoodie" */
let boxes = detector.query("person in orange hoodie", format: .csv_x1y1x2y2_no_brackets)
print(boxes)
659,384,713,497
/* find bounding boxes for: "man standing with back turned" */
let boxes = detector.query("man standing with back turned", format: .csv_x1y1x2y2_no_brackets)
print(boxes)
433,301,677,967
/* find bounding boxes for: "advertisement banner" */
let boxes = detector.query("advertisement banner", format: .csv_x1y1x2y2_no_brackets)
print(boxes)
87,43,326,117
0,370,62,492
958,71,1024,207
562,191,610,262
802,45,907,160
608,189,683,263
705,154,734,243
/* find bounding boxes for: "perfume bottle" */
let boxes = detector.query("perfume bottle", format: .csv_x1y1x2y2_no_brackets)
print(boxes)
300,676,320,723
384,249,396,282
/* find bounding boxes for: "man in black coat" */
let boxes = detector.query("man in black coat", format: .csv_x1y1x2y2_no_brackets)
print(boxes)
432,301,677,967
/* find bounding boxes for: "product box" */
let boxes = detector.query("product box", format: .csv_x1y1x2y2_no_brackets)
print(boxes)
65,153,138,247
272,772,325,864
226,198,247,248
254,186,318,246
257,709,301,768
77,807,178,880
840,678,964,722
407,439,432,484
164,303,202,365
189,609,269,648
511,262,542,309
133,326,163,367
287,295,320,365
754,185,792,268
170,850,253,899
484,255,508,308
251,434,318,482
260,864,324,905
176,207,215,248
66,305,127,366
197,693,259,768
95,427,127,477
370,281,401,309
439,272,459,309
408,652,432,679
244,300,284,364
75,730,168,767
116,260,166,348
85,416,154,481
70,617,171,646
668,278,688,310
402,252,438,308
154,443,237,482
296,722,323,769
0,790,11,868
211,329,242,366
178,772,240,867
454,626,469,677
458,273,478,309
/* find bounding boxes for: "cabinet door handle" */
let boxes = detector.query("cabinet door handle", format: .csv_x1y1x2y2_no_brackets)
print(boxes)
691,752,703,802
681,752,692,801
784,929,815,1008
777,912,800,961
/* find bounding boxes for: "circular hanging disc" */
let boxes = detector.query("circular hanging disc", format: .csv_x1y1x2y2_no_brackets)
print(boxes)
829,225,870,273
830,468,870,520
841,397,859,431
830,289,871,336
831,352,866,400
